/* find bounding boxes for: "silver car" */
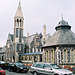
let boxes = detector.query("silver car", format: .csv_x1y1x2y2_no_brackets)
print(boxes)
30,62,73,75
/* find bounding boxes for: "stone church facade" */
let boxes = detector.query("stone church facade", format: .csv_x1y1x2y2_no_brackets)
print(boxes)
5,2,24,62
42,18,75,65
4,1,50,63
3,1,75,66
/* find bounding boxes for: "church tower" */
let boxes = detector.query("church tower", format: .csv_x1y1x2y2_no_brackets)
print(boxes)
13,1,24,62
14,1,24,43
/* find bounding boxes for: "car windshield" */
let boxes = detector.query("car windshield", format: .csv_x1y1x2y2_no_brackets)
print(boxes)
50,64,62,69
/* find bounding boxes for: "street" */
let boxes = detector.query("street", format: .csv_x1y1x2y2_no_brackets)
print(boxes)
5,70,75,75
5,70,32,75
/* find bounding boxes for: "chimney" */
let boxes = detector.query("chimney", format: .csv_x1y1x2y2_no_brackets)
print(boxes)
27,33,29,37
43,24,46,39
43,24,46,45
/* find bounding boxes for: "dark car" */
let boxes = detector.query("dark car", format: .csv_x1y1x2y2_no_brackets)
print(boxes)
8,62,28,72
30,62,73,75
0,61,8,70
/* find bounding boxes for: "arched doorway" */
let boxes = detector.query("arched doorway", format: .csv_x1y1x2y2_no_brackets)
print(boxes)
13,56,15,62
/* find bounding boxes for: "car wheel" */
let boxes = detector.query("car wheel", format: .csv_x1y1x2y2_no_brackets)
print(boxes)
34,72,38,75
8,68,10,71
17,69,19,73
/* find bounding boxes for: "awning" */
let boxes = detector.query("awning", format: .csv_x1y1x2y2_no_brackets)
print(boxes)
19,52,43,56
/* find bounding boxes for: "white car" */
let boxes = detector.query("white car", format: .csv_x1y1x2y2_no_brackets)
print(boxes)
30,62,73,75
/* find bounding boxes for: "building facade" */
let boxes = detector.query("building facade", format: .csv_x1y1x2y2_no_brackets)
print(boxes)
5,2,24,62
4,1,50,63
42,18,75,65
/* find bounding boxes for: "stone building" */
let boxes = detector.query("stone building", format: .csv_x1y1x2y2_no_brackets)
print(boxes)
42,18,75,65
4,1,50,63
20,30,50,64
0,47,5,61
5,2,25,62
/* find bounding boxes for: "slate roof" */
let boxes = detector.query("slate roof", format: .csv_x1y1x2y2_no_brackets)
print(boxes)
10,34,14,42
24,33,51,47
43,19,75,47
24,34,35,46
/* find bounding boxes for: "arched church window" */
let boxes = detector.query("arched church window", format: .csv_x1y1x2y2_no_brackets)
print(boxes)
51,50,53,63
20,19,21,27
70,49,74,62
17,19,19,27
63,49,67,62
25,56,27,60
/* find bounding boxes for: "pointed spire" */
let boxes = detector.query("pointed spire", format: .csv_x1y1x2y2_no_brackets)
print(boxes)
15,0,23,18
19,0,20,4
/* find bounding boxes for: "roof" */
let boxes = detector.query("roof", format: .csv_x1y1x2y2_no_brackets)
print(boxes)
15,1,23,18
43,19,75,47
55,19,71,30
24,33,51,47
20,52,43,56
10,34,14,42
24,34,35,46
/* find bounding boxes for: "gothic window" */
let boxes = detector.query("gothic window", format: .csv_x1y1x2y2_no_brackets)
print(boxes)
61,50,63,63
46,50,48,62
63,49,67,62
51,50,53,63
29,56,31,60
70,49,74,62
19,28,22,42
20,19,21,27
67,49,70,62
19,45,21,51
16,28,18,37
17,19,19,27
25,56,27,60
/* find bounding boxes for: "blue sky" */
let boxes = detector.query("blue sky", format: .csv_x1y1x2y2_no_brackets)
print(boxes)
0,0,75,47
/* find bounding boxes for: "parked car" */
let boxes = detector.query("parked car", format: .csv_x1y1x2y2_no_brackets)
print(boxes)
30,62,73,75
0,67,6,75
0,61,8,69
8,62,28,72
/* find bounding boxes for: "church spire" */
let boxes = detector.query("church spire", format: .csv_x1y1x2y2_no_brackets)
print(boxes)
15,0,23,18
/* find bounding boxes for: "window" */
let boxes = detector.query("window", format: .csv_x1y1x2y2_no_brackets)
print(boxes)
19,45,21,51
64,49,67,62
71,49,74,62
20,19,21,27
50,64,62,69
37,64,44,68
17,19,19,27
44,64,51,70
32,63,37,67
25,57,27,60
16,28,18,37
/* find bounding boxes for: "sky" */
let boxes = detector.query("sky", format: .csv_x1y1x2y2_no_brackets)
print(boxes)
0,0,75,47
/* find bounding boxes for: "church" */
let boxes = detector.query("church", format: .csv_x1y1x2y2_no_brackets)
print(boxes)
3,1,75,66
4,1,50,63
42,18,75,65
